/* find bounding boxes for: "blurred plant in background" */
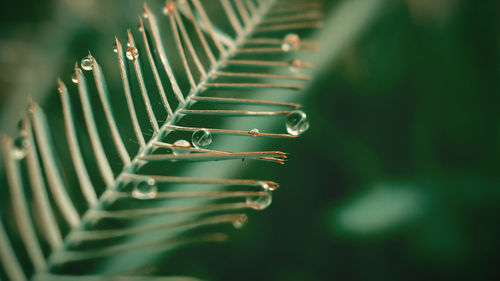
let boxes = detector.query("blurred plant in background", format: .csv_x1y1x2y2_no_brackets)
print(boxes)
1,0,499,280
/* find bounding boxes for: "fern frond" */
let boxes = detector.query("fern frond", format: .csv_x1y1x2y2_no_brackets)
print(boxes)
0,0,323,279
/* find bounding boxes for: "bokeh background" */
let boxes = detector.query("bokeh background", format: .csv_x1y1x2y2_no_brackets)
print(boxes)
1,0,499,280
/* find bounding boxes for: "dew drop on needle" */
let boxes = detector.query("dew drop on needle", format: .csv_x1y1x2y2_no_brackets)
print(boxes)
81,55,93,71
233,214,248,230
281,33,300,52
192,129,212,149
172,139,191,155
126,47,139,61
289,59,302,73
71,71,78,83
286,110,309,136
246,182,273,210
12,137,29,160
131,177,158,200
248,128,259,136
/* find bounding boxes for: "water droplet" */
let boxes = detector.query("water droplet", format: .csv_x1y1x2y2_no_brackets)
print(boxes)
12,137,29,160
126,47,139,61
289,59,302,73
163,2,175,15
192,129,212,149
172,139,191,155
80,56,93,71
246,185,272,210
232,214,248,230
258,181,278,191
131,177,158,200
17,120,29,136
112,43,118,53
286,110,309,136
17,120,25,134
248,128,259,137
137,23,143,32
71,71,78,83
142,12,148,18
281,33,300,52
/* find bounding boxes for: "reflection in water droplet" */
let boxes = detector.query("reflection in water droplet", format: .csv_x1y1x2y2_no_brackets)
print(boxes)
192,129,212,149
81,56,93,71
232,214,248,230
286,110,309,136
112,43,118,53
126,47,139,61
246,183,273,210
131,177,158,200
281,33,300,52
12,137,29,160
172,139,191,155
248,128,259,136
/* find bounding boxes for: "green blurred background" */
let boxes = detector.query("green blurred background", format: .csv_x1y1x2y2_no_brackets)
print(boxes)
1,0,499,280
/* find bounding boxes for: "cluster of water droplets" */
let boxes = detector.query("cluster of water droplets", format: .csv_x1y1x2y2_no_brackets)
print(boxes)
169,130,214,155
131,177,158,200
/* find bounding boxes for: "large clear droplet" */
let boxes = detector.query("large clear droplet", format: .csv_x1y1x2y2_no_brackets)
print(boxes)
126,47,139,61
232,214,248,230
131,177,158,200
286,110,309,136
248,128,259,137
172,139,191,155
281,33,300,52
192,129,212,149
246,184,272,210
12,137,29,160
80,56,93,71
71,71,78,83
